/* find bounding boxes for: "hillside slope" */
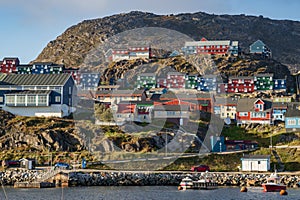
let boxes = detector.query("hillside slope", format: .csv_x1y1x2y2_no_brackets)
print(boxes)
34,11,300,69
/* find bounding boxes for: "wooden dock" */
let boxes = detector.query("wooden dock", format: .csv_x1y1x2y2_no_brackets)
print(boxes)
14,181,55,188
192,181,218,190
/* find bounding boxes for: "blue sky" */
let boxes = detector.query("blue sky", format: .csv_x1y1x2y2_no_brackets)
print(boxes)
0,0,299,63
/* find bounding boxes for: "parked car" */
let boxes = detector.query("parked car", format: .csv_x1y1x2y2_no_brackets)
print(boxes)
191,164,210,172
54,162,72,170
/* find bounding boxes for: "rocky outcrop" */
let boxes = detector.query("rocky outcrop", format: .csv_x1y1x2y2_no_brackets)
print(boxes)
0,110,84,152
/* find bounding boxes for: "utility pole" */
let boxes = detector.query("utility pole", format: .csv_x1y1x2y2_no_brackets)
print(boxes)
165,131,168,156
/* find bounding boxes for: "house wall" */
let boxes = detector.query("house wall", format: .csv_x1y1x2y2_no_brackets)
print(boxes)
273,109,286,121
241,159,269,172
1,104,69,117
220,105,236,119
285,117,300,129
226,78,254,93
62,76,76,106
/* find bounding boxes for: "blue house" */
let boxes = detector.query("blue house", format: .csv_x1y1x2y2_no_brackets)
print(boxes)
210,136,226,152
273,79,286,91
78,72,101,91
250,40,272,58
197,75,217,92
272,102,287,122
285,103,300,131
0,73,76,117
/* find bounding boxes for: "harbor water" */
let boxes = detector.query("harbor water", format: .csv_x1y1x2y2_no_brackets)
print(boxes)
0,186,299,200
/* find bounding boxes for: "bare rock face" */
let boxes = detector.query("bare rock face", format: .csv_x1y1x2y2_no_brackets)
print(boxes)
0,110,84,152
33,11,300,69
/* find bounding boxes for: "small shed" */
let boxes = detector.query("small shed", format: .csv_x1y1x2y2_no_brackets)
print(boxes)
19,158,36,170
241,155,270,172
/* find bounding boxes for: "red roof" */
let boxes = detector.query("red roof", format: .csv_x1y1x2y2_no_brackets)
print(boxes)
117,104,136,113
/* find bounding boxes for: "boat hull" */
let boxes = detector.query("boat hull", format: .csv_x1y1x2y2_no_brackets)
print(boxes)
262,184,286,192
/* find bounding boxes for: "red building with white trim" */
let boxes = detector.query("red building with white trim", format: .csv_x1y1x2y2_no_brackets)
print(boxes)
0,57,19,73
226,76,254,93
236,98,273,125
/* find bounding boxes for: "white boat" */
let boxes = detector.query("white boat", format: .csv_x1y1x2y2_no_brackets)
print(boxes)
179,177,194,190
178,176,218,190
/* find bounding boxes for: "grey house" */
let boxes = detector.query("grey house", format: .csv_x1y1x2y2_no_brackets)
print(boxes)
0,73,76,117
250,40,272,58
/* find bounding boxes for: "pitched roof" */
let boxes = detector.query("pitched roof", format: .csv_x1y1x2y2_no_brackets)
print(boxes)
229,76,254,80
5,90,52,95
116,103,136,114
3,57,19,61
285,103,300,117
138,73,156,77
236,98,272,112
250,40,265,48
32,62,54,65
214,97,238,105
160,92,212,100
0,74,71,86
254,73,274,77
185,40,231,47
242,154,271,159
272,102,288,109
154,104,189,111
95,89,145,97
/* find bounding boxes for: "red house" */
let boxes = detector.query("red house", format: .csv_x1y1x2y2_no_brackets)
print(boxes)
236,98,273,125
158,92,213,113
0,57,19,73
166,72,186,89
226,76,254,93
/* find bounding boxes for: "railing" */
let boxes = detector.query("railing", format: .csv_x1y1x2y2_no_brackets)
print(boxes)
35,168,61,182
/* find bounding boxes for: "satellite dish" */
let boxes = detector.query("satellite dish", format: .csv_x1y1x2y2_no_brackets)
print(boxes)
224,117,231,125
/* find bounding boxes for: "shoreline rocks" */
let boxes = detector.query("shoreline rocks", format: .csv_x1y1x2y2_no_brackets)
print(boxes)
67,171,300,188
1,169,300,188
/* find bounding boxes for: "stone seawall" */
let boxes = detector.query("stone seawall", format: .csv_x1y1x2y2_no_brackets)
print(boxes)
1,169,300,188
68,171,300,188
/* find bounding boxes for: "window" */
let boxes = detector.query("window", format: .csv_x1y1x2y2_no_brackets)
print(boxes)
38,95,47,106
55,96,61,103
239,112,248,116
287,119,296,126
6,96,15,104
16,95,26,104
27,95,36,104
0,96,3,103
69,87,72,95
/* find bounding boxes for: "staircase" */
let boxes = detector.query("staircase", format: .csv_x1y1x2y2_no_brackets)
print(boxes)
272,149,285,172
35,168,62,182
14,169,62,188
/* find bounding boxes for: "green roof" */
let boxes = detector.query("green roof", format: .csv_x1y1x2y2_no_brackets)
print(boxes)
0,74,71,86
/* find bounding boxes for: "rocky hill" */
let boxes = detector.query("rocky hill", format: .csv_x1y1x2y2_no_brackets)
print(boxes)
34,11,300,70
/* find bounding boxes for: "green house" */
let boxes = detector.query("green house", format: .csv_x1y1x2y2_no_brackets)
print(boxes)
17,65,32,74
185,74,198,89
136,73,156,89
254,73,273,91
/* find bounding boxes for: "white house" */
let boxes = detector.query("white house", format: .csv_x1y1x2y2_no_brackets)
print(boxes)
241,155,271,172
